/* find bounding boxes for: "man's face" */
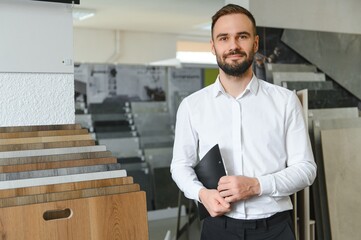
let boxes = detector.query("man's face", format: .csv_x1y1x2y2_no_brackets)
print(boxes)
211,13,259,77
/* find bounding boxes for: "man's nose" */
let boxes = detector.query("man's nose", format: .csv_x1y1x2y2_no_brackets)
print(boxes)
229,38,241,51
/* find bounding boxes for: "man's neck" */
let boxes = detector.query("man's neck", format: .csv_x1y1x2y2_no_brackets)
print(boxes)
219,69,254,98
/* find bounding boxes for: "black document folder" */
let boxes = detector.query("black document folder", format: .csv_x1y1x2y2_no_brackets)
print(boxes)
194,144,226,220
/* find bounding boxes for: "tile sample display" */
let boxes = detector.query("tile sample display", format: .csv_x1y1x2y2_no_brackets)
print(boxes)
98,137,141,158
264,63,317,83
130,101,168,113
273,72,325,86
321,128,361,240
312,117,361,240
282,81,333,91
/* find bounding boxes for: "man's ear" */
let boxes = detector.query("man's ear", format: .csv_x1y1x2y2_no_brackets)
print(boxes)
254,35,259,53
210,40,216,55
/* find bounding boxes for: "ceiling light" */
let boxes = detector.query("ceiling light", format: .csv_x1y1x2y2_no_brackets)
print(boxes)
73,8,96,21
176,51,217,65
195,22,211,31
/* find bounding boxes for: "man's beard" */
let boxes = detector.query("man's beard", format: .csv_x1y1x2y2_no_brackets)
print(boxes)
216,49,254,77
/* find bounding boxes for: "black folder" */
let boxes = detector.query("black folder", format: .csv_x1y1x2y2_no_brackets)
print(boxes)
194,144,226,220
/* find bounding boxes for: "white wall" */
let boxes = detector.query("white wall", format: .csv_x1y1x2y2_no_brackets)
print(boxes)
250,0,361,35
74,28,177,64
0,0,74,127
0,73,74,126
0,0,73,73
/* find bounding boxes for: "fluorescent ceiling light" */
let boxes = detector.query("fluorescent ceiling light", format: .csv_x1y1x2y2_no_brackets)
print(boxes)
176,51,217,65
73,8,96,21
194,22,211,31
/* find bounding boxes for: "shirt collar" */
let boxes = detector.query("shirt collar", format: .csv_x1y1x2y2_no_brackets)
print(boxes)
213,77,226,97
212,74,260,98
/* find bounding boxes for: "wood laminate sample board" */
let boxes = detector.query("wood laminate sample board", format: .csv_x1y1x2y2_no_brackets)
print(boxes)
0,157,117,173
0,176,134,198
0,191,148,240
0,184,140,207
321,128,361,240
0,124,81,133
0,145,106,158
0,151,112,165
0,129,88,139
0,134,92,145
0,163,122,181
0,169,127,190
0,140,95,152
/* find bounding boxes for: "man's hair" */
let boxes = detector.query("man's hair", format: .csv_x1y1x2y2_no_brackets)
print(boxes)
211,4,257,38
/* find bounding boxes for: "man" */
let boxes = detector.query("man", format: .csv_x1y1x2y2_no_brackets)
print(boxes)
171,4,316,240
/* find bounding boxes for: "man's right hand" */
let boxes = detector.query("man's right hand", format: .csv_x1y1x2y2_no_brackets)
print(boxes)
198,188,231,217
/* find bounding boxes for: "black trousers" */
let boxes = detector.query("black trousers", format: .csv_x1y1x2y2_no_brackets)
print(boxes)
201,211,295,240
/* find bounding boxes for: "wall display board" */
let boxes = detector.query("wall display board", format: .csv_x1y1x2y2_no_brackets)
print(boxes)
116,65,167,101
167,67,202,121
0,0,73,73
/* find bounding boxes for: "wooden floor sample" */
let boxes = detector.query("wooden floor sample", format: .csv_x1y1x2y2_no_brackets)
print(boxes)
0,157,117,173
0,145,107,159
0,151,112,166
0,163,122,181
0,140,95,152
0,124,81,133
0,134,92,145
0,176,133,198
0,169,127,190
0,184,140,207
0,191,148,240
0,129,88,139
321,128,361,240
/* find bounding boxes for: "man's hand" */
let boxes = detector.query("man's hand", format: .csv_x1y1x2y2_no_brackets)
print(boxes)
217,176,260,203
198,188,231,217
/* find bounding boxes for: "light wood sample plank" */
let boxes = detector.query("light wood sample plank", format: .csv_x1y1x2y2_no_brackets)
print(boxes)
0,163,122,181
0,191,148,240
0,140,95,152
0,134,93,145
0,169,127,190
0,157,117,173
0,176,133,198
0,145,107,159
0,129,88,139
0,183,140,207
0,124,81,133
0,151,112,166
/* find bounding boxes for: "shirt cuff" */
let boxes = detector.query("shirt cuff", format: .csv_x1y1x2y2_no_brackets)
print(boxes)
257,174,275,196
194,185,206,202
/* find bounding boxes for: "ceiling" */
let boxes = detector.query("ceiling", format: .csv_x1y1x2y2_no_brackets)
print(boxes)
73,0,225,40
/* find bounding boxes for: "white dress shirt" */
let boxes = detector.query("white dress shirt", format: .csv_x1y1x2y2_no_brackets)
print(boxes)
171,75,317,219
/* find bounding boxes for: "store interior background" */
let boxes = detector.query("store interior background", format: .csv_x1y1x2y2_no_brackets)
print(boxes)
73,1,361,240
1,0,361,240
